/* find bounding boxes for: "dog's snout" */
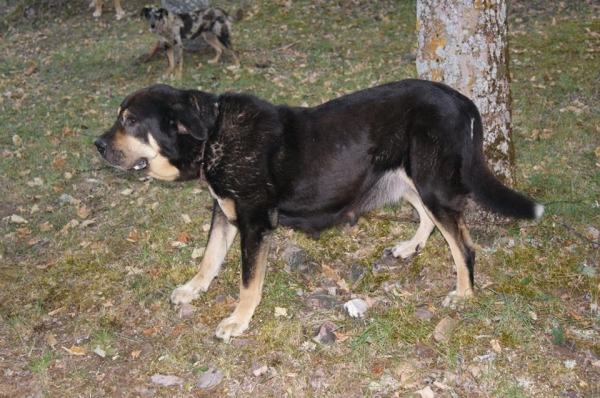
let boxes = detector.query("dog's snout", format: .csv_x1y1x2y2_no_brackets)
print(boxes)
94,138,108,154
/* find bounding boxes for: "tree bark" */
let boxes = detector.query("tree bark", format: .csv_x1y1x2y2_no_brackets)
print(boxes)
416,0,515,185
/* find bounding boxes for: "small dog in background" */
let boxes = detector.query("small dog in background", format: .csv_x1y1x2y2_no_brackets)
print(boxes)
91,0,125,20
141,6,242,78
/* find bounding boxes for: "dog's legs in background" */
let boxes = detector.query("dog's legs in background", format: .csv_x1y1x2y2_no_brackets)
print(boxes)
174,43,184,79
202,32,224,64
202,32,240,66
92,0,125,20
170,203,238,304
215,218,272,341
390,189,436,259
165,47,176,77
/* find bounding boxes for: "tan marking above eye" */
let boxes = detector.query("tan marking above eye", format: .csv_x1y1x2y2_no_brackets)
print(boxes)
117,106,121,116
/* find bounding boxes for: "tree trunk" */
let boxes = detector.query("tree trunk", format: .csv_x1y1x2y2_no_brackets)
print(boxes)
416,0,515,223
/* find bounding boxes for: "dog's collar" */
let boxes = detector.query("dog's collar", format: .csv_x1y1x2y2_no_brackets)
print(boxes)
199,140,208,182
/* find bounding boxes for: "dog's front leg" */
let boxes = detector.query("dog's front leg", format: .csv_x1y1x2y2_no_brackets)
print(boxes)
164,47,176,76
215,221,271,341
174,42,183,79
171,202,237,304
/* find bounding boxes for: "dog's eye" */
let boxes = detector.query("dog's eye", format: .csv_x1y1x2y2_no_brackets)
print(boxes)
126,117,137,125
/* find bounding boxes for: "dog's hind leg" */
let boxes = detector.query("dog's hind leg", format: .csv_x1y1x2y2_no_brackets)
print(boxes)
171,203,238,305
423,205,475,307
202,32,224,64
389,189,436,259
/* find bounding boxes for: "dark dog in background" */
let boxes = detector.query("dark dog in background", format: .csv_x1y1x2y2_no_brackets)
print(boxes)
92,0,125,20
95,80,544,341
141,6,242,78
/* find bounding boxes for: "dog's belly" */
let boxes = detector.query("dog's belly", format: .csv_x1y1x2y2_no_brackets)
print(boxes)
276,168,412,234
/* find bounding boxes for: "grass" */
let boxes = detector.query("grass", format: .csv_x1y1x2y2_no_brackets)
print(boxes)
0,0,599,396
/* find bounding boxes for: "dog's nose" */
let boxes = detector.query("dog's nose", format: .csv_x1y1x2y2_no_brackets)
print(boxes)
94,138,108,154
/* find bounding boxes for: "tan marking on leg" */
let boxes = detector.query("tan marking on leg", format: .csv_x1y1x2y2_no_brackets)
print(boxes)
215,236,270,341
418,208,473,307
202,32,223,64
113,0,125,20
392,189,435,259
93,0,102,17
166,48,175,75
171,214,238,304
207,186,237,222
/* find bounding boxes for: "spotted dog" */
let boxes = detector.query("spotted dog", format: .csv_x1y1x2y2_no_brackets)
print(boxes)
141,6,241,78
95,80,544,341
91,0,125,20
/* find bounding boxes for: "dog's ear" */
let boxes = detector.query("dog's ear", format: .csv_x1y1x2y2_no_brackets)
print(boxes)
140,7,151,19
158,8,169,17
169,104,209,141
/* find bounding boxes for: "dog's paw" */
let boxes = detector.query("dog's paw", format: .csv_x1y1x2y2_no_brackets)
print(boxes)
215,316,249,342
92,10,101,18
441,290,472,309
170,284,200,305
388,241,422,259
115,11,125,20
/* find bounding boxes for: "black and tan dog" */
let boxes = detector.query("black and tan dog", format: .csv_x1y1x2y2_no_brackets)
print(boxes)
95,80,544,341
141,6,241,78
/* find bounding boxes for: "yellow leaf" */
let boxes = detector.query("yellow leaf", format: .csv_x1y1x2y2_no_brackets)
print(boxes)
62,345,86,356
127,229,140,243
131,350,142,359
76,205,90,220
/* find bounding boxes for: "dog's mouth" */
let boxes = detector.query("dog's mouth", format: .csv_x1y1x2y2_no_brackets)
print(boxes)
129,158,148,171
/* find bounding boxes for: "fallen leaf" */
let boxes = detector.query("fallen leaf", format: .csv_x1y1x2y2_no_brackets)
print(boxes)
197,368,223,390
274,307,288,317
181,214,191,224
10,214,28,224
52,153,67,168
62,345,86,356
127,229,140,243
490,339,502,353
415,385,435,398
312,321,337,345
131,350,142,359
176,232,191,244
414,306,433,321
39,222,54,231
191,247,206,259
121,188,133,196
343,298,369,318
46,334,57,347
252,363,268,377
94,346,106,358
76,205,90,220
151,374,184,387
12,135,23,146
433,316,458,342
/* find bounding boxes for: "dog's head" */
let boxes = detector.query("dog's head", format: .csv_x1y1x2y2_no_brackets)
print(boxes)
140,7,169,33
94,84,218,181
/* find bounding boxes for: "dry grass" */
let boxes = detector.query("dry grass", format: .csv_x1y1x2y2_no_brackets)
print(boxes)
0,0,598,397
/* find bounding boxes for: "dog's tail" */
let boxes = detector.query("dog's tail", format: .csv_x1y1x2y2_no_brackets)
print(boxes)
463,108,544,220
227,8,243,22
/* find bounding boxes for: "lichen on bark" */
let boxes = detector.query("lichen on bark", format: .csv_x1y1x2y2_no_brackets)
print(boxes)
416,0,515,185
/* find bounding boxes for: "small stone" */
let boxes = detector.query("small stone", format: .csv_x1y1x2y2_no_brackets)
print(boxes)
197,368,223,390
